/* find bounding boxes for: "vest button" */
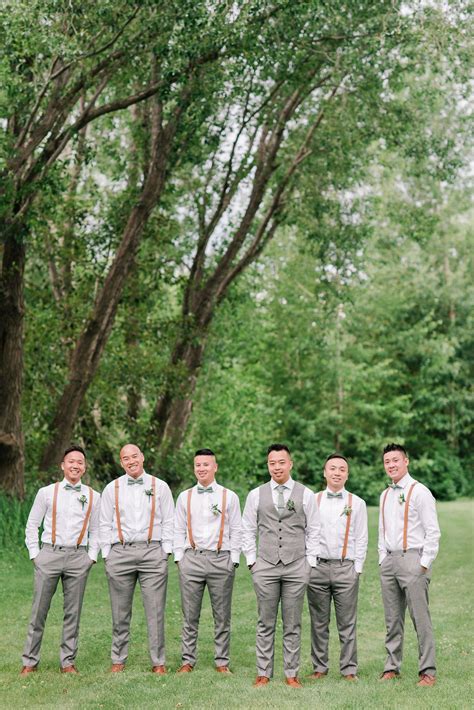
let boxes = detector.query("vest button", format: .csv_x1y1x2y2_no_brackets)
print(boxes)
279,545,282,548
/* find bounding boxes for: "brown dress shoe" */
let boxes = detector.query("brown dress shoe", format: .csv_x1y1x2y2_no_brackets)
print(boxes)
152,665,167,674
176,664,193,673
379,671,400,681
417,674,436,687
285,677,303,688
253,676,270,686
344,674,358,681
216,666,232,674
309,671,327,679
20,666,38,676
110,663,125,673
61,665,79,674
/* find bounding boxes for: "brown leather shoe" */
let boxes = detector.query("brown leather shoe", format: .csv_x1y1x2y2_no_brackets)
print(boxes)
20,666,38,676
110,663,125,673
344,674,358,681
253,676,270,686
176,664,193,673
216,666,232,674
309,671,327,679
151,665,167,674
417,674,436,687
285,676,302,688
379,671,400,681
61,665,78,674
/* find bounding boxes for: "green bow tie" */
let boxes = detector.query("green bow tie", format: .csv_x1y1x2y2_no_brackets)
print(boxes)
127,477,144,486
65,483,81,491
197,486,213,494
327,491,343,498
389,483,402,490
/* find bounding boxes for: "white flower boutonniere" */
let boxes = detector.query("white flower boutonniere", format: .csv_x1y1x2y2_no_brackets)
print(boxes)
145,488,154,501
398,493,405,505
210,503,221,516
78,494,88,510
341,505,352,517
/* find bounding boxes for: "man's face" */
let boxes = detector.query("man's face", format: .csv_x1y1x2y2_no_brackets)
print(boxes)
194,455,218,488
324,457,349,492
268,449,293,485
120,444,145,478
61,451,86,485
383,450,409,483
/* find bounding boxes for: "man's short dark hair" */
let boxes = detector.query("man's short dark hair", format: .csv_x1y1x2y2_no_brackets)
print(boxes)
63,445,86,460
382,443,408,460
267,443,291,456
194,448,215,457
324,453,349,467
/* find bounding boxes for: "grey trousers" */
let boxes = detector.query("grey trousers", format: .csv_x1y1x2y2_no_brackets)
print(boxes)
251,556,310,678
22,544,93,668
105,541,168,666
307,559,359,676
178,549,235,667
380,549,436,676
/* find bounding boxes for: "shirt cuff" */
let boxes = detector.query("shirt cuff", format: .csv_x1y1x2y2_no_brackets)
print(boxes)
162,543,172,555
354,563,363,574
231,552,240,565
102,545,111,560
420,554,432,569
28,547,39,560
378,553,387,565
245,553,256,566
174,552,183,562
88,550,98,562
306,555,317,567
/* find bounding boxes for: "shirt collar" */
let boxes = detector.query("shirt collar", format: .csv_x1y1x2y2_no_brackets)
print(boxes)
196,479,219,491
61,478,82,489
125,473,146,485
270,476,294,490
325,486,346,496
396,473,412,489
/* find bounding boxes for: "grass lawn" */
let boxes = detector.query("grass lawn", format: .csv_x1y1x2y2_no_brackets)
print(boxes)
0,500,472,709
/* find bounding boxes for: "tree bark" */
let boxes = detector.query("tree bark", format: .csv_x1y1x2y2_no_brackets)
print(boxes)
0,228,26,496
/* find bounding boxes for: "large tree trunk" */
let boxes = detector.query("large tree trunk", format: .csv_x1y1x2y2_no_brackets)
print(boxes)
0,229,26,496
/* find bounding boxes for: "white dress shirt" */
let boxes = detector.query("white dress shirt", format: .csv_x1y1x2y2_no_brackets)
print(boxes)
242,477,321,566
99,472,174,559
25,479,101,562
317,488,368,574
378,472,441,568
174,480,242,564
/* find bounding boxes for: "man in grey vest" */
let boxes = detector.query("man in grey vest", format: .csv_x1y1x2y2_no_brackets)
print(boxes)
242,443,320,688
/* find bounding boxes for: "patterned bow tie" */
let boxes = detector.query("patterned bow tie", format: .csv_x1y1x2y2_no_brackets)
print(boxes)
64,483,81,491
127,477,144,485
389,483,402,490
197,486,213,494
327,491,343,498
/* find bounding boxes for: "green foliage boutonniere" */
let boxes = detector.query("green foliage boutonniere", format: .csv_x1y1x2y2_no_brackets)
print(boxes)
78,494,88,510
341,505,352,517
398,493,405,505
210,503,221,516
286,499,296,512
145,488,154,501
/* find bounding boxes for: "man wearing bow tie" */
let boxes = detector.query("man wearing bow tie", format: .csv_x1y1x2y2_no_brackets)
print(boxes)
307,454,368,682
21,445,100,675
378,443,440,687
99,443,174,673
174,448,242,674
242,444,320,688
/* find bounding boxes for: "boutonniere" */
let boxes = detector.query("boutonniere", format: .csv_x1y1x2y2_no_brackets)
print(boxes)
78,494,88,510
341,505,352,517
145,488,154,500
398,493,405,505
286,499,296,512
210,503,221,516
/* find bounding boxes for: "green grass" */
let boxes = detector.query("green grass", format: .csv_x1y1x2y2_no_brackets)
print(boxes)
0,500,473,709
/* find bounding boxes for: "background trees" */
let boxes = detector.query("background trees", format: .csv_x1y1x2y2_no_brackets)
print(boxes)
1,1,471,498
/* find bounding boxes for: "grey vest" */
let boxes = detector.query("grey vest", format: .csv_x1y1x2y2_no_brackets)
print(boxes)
257,481,306,565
